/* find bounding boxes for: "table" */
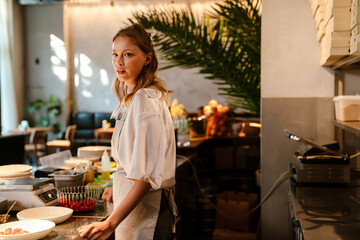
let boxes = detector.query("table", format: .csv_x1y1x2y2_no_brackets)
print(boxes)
9,127,55,135
94,128,114,140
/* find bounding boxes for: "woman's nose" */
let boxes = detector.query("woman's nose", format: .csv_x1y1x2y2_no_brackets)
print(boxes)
115,57,124,66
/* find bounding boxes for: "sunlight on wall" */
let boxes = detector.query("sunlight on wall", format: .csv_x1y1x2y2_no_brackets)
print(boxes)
79,53,93,77
74,73,80,87
50,34,67,82
81,89,93,98
65,1,218,110
100,69,110,86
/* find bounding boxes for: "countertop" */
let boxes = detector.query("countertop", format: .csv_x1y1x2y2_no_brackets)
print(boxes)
289,173,360,240
8,201,112,239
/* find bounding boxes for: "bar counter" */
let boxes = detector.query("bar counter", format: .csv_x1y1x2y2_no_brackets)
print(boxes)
289,172,360,240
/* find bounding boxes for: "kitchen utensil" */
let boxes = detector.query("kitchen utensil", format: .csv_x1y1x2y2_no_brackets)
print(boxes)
6,200,16,215
49,170,85,188
0,200,16,224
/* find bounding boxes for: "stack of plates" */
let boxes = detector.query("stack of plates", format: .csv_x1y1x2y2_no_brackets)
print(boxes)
77,146,111,160
0,164,32,182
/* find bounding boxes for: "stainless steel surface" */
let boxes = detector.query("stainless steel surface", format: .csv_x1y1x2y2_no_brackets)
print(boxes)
7,201,111,239
289,173,360,239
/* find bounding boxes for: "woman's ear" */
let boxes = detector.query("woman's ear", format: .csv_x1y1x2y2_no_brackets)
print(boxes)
144,53,153,66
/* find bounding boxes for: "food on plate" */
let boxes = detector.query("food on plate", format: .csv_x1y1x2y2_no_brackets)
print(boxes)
0,227,29,235
94,161,117,172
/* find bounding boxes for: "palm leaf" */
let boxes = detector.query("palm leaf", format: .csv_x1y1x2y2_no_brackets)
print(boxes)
131,0,261,114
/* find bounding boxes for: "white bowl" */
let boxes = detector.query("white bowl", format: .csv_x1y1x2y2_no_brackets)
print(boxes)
17,206,73,224
0,219,55,239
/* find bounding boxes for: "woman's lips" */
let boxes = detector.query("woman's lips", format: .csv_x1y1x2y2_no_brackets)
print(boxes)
117,69,126,75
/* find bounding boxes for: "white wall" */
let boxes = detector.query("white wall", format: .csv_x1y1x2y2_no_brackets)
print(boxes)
24,1,229,129
261,0,336,239
262,0,334,98
24,4,66,130
65,2,227,113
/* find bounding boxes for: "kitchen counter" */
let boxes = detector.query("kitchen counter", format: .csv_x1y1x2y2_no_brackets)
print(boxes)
7,201,112,239
289,173,360,240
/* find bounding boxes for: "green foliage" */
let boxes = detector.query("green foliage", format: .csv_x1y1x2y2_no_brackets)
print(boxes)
131,0,261,114
24,94,62,133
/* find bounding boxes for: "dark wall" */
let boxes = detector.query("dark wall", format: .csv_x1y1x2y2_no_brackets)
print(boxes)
0,134,25,165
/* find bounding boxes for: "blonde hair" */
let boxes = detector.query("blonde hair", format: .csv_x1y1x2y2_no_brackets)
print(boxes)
111,24,171,119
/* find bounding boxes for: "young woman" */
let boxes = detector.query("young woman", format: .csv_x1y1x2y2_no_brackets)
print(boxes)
79,24,177,240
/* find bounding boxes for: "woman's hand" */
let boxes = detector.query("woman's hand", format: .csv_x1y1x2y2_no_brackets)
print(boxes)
79,220,114,240
102,187,113,203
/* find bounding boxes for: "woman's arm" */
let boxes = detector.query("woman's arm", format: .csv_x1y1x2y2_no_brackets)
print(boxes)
79,180,151,240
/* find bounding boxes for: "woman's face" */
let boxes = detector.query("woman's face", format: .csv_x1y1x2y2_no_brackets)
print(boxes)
112,36,151,91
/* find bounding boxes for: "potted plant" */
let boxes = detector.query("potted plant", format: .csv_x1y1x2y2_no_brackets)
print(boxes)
24,94,62,134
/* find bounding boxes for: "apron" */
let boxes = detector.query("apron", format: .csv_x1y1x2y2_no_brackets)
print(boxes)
111,111,177,240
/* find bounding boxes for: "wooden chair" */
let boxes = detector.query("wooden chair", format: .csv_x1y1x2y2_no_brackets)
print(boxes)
46,125,77,154
24,130,47,166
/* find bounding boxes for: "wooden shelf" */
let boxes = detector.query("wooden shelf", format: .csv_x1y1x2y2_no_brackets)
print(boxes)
334,120,360,135
332,53,360,70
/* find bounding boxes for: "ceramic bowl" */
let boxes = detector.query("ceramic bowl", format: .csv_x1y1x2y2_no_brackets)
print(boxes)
0,214,10,224
17,206,73,224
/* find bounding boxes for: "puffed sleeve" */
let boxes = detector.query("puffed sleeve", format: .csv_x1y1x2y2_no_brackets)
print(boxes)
126,94,168,190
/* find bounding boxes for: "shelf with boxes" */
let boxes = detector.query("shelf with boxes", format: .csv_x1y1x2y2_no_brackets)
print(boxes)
309,0,360,69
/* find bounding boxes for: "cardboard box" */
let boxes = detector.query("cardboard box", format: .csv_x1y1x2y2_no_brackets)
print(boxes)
352,0,359,10
213,228,257,240
325,6,351,26
326,14,351,31
326,0,351,8
315,3,326,28
215,191,258,232
311,0,323,17
317,20,325,42
351,6,360,28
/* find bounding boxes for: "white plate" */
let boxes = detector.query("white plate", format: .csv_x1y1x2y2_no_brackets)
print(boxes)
17,206,73,224
0,219,55,240
0,171,32,179
64,158,91,168
0,165,32,177
0,174,32,181
78,146,111,159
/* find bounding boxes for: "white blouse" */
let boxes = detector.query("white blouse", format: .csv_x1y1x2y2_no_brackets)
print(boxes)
111,88,176,190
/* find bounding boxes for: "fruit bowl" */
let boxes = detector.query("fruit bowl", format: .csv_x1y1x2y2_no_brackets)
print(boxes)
57,186,100,212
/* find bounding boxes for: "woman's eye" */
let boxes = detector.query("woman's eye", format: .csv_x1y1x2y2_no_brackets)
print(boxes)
124,53,132,57
112,53,118,57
